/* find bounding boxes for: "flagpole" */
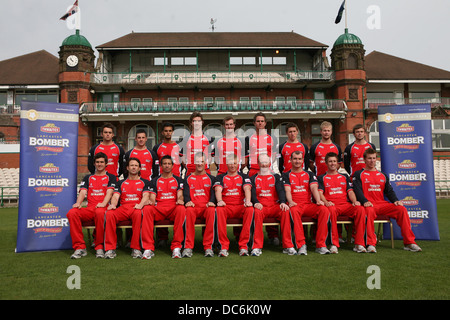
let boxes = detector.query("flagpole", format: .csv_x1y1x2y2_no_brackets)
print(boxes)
344,0,348,30
76,0,81,32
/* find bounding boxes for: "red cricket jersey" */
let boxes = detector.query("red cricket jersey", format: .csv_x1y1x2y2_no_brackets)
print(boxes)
80,172,117,207
183,173,215,207
309,142,342,176
353,170,397,205
125,148,158,181
88,143,124,178
214,172,252,206
317,172,352,206
153,142,182,176
149,175,183,206
343,142,376,177
184,134,211,173
245,134,275,171
278,141,308,173
250,173,285,207
282,170,318,204
214,136,243,174
114,178,150,206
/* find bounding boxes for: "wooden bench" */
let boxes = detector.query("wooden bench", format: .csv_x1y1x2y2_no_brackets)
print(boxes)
82,215,394,249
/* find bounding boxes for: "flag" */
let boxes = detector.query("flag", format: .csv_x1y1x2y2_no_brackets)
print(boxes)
335,0,345,24
60,0,78,21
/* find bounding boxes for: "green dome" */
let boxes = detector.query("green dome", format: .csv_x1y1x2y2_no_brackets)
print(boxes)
333,28,362,47
62,30,92,48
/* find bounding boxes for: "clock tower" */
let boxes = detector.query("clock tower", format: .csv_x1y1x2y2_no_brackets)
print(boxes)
58,29,96,177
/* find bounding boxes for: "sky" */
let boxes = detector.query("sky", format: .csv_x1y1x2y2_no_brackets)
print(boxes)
1,0,449,72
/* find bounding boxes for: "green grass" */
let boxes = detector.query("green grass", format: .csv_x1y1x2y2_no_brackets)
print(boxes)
1,200,449,300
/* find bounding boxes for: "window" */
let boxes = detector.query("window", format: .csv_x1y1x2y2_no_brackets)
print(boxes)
184,57,197,65
273,57,287,65
171,57,184,66
368,121,380,150
230,57,243,65
154,57,168,66
243,57,256,65
128,124,155,150
409,92,440,103
259,57,287,65
432,119,450,149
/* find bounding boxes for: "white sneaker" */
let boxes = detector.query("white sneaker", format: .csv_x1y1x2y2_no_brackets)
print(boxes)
283,247,297,255
131,249,143,259
353,245,367,253
297,244,308,255
142,249,155,260
366,245,377,253
204,249,214,257
182,248,193,258
404,244,422,252
70,249,87,259
315,247,330,255
172,248,182,258
329,245,339,254
95,249,105,258
104,250,117,259
218,249,229,257
251,248,262,256
239,249,249,256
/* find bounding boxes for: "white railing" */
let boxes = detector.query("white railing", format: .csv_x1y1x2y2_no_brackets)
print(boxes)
91,70,335,85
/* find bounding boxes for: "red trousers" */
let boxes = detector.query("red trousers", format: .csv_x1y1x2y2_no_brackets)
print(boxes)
327,203,366,247
104,204,143,251
365,202,416,246
253,204,297,249
290,204,330,248
185,206,216,250
67,206,107,250
141,204,186,251
216,204,254,251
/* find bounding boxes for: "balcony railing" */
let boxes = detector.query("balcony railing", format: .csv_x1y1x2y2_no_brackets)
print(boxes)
80,99,346,115
91,70,335,86
365,97,450,110
0,104,21,115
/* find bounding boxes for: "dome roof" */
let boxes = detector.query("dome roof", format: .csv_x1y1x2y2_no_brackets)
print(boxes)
61,30,92,48
333,28,362,47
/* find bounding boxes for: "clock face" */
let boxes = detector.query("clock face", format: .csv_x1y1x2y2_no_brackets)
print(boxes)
66,55,78,67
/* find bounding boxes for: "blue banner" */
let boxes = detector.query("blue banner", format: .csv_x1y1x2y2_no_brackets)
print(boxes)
378,104,440,240
16,101,79,252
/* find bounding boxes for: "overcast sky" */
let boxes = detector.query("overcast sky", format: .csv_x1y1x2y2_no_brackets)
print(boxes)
1,0,449,72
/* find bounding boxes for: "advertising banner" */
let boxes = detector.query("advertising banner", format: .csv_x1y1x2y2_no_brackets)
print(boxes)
16,101,79,252
378,104,440,240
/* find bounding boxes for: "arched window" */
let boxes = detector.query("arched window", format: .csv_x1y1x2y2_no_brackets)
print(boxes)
368,121,379,150
127,124,155,150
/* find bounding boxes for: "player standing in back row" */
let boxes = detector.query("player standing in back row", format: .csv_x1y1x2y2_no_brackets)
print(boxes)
344,124,376,178
309,121,342,177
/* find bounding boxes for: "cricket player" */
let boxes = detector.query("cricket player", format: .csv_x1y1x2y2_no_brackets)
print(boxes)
318,152,367,253
67,152,116,259
352,148,422,253
343,124,376,178
183,152,216,257
103,157,150,259
141,155,187,259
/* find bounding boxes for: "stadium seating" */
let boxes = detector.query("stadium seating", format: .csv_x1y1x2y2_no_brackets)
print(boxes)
0,168,19,206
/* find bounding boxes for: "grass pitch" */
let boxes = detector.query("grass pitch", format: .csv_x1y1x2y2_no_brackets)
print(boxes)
1,200,449,301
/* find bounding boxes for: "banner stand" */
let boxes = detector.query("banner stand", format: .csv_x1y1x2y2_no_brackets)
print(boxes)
16,101,79,253
378,104,440,240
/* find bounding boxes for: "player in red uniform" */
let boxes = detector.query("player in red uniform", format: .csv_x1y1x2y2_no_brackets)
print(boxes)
152,122,183,246
153,122,183,177
318,152,367,253
250,154,297,256
282,150,331,255
214,154,254,257
244,112,277,177
344,124,376,178
182,112,212,177
244,112,279,243
67,152,116,259
309,121,342,177
124,129,159,181
88,123,125,178
213,116,243,175
103,158,150,259
141,155,187,259
278,122,309,173
352,148,422,252
183,152,216,257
